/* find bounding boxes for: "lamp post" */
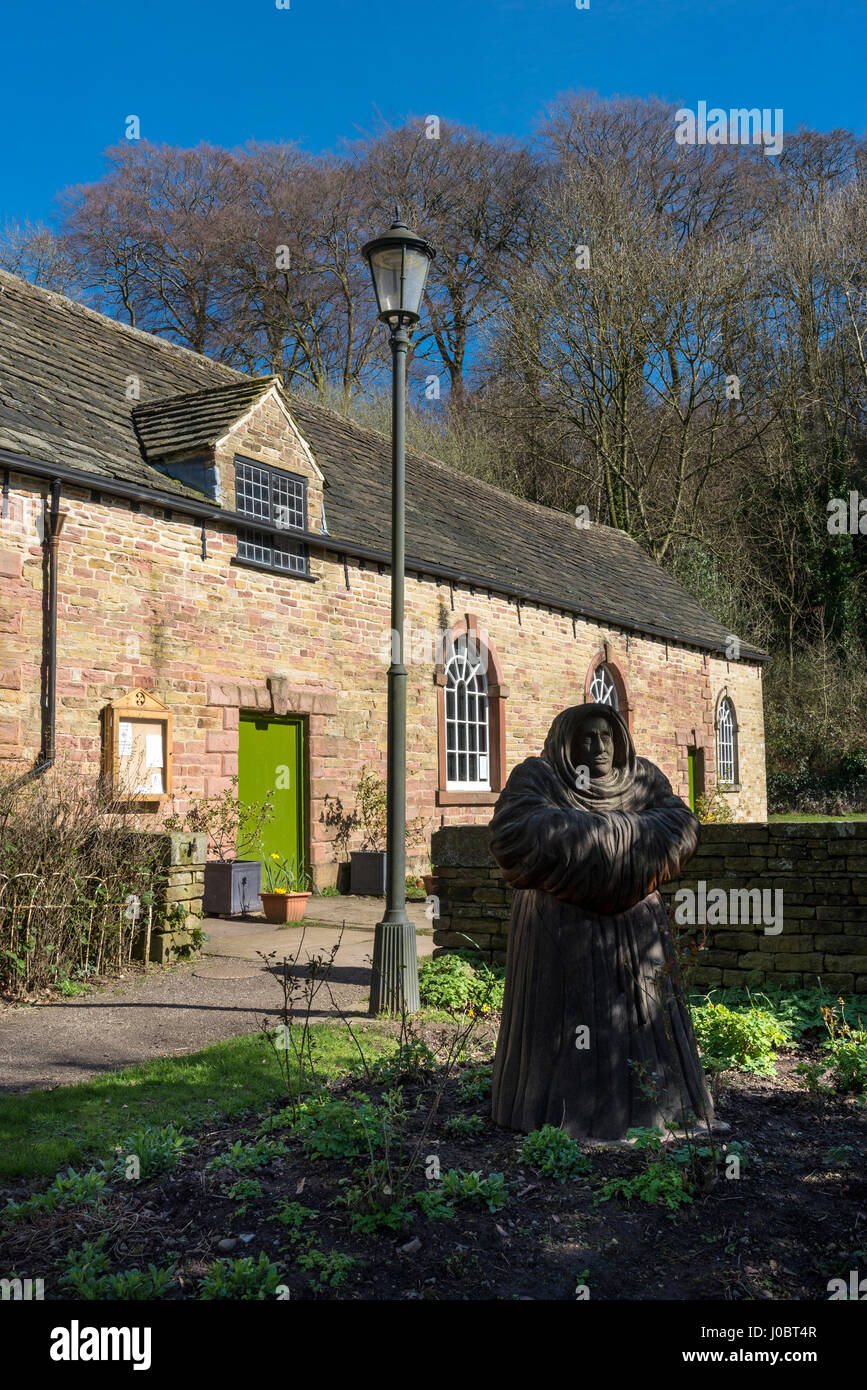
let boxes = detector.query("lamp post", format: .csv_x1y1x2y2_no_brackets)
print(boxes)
362,212,436,1016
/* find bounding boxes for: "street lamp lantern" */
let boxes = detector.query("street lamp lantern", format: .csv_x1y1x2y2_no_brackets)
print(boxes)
362,211,435,1016
363,214,435,326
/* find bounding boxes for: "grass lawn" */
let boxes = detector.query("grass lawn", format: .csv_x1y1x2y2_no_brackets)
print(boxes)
767,812,867,822
0,1023,397,1182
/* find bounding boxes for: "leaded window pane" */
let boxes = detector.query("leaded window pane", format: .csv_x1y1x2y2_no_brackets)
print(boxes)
235,457,308,576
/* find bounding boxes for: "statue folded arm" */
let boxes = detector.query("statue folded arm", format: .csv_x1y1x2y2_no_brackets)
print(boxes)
489,758,699,915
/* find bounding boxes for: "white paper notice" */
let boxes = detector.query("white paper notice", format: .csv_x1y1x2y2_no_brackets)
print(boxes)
145,733,164,769
118,721,132,757
150,770,163,793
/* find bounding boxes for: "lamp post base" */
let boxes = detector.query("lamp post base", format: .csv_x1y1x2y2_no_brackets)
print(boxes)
368,914,420,1016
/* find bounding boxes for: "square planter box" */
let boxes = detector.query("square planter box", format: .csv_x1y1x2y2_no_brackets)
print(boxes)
350,850,387,896
203,860,262,916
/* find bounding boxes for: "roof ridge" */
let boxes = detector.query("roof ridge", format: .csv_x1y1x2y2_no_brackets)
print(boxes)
0,267,242,383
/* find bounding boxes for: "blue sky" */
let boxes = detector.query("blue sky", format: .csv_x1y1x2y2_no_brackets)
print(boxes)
2,0,864,226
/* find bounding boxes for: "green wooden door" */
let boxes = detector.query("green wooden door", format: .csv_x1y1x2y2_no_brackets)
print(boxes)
687,749,697,812
238,715,305,871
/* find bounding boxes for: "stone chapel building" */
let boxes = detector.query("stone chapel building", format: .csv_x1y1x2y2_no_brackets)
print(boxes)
0,270,767,885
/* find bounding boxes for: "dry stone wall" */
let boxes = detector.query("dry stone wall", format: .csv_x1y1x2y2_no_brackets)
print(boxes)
431,822,867,993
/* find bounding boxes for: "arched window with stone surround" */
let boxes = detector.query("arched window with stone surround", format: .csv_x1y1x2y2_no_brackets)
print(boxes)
589,662,619,710
444,634,490,790
435,620,508,805
716,695,737,785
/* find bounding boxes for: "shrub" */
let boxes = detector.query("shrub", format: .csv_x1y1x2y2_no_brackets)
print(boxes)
0,764,170,996
799,1004,867,1095
825,1034,867,1094
519,1126,591,1182
691,1000,790,1076
164,775,274,861
418,953,505,1012
292,1096,381,1161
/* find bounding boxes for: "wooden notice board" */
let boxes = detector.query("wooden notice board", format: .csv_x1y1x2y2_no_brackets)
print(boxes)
103,689,173,802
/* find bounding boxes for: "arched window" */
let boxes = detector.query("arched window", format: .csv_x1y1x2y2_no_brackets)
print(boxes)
716,696,737,785
445,634,490,789
589,663,619,710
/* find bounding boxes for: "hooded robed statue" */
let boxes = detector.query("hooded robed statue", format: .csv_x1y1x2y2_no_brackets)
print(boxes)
489,702,713,1141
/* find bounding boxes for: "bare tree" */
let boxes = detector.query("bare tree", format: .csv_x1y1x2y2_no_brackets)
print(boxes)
0,219,82,293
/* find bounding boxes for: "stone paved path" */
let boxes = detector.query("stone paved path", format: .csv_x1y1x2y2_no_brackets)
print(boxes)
0,899,434,1094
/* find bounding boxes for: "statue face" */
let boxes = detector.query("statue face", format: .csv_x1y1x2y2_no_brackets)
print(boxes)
574,716,614,779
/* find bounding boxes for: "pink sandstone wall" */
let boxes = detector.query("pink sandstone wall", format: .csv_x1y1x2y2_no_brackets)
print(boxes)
0,400,767,885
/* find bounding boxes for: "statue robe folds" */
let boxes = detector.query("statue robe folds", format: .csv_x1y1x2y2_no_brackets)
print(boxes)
489,703,713,1141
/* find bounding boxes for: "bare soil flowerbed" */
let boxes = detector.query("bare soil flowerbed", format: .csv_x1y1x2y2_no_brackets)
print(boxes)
1,1025,864,1302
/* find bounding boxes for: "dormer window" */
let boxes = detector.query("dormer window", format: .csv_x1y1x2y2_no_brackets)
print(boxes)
234,456,308,575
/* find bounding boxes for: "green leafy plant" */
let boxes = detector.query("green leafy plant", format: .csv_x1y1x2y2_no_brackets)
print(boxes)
412,1187,457,1221
440,1168,508,1212
456,1065,493,1104
691,984,858,1041
224,1177,264,1202
442,1113,484,1140
114,1123,194,1180
825,1034,867,1093
207,1137,289,1172
292,1095,382,1161
598,1160,693,1212
799,1003,867,1095
520,1125,592,1182
271,1200,319,1244
3,1166,108,1223
418,952,505,1013
61,1234,176,1300
199,1252,283,1300
296,1246,357,1290
339,1162,414,1235
691,999,790,1076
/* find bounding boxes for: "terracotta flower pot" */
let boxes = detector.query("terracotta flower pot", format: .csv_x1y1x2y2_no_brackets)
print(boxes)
260,891,311,924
